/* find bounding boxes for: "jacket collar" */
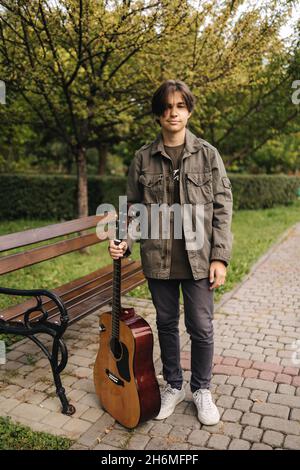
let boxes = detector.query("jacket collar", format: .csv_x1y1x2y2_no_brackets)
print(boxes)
150,127,203,156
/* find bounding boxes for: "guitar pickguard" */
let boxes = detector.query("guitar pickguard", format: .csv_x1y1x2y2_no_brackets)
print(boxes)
110,338,131,382
116,341,130,382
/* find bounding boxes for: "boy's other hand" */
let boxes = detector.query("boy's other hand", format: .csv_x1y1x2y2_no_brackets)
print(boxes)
209,261,227,290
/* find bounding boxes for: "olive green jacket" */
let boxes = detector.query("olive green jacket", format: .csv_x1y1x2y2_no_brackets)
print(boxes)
123,127,233,280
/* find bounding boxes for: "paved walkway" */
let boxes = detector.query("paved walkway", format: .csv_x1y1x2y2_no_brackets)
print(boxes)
0,223,300,450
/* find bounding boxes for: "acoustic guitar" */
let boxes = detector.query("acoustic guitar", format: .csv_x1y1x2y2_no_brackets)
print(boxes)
93,219,161,429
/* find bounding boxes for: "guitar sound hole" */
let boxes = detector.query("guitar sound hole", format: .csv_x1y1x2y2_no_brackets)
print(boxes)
110,338,122,360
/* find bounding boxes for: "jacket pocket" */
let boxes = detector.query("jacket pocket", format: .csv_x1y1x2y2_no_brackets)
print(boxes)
222,177,233,201
185,172,213,204
138,173,163,204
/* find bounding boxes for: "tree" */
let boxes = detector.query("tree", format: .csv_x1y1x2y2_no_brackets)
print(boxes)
123,0,299,169
1,0,298,187
0,0,188,217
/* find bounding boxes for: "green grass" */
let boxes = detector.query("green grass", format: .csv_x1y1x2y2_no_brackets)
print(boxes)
0,416,73,450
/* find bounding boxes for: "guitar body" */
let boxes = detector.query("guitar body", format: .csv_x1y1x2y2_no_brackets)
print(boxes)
94,306,161,429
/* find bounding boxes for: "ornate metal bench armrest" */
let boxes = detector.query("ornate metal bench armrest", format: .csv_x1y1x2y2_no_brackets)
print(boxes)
0,287,69,326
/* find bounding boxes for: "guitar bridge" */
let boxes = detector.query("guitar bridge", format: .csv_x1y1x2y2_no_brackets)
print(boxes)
105,369,124,387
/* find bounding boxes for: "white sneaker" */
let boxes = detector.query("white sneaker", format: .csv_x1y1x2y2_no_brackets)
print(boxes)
193,389,220,425
155,384,186,420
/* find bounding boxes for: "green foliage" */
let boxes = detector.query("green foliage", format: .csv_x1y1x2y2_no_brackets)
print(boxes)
0,174,77,220
247,134,300,174
26,354,38,366
92,175,127,213
0,416,73,450
0,173,298,220
0,174,126,220
0,0,299,181
229,174,300,209
0,334,23,348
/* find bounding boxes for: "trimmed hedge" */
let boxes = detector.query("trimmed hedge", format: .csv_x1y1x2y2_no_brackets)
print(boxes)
0,173,299,220
0,173,126,220
228,174,300,210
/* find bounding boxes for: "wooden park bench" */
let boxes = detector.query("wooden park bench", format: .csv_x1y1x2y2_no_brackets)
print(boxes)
0,213,145,415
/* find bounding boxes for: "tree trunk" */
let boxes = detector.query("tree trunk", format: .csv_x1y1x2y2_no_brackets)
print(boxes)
98,143,108,175
76,144,89,218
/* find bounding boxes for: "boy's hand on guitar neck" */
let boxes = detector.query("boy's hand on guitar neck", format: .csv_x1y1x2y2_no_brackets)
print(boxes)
108,239,128,260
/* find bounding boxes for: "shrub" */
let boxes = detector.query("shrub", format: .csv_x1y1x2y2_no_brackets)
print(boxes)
0,173,299,219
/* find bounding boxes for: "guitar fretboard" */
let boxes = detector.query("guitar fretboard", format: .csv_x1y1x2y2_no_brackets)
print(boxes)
112,255,121,339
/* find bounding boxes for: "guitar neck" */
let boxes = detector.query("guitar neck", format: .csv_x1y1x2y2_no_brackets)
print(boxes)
112,215,122,340
112,256,121,340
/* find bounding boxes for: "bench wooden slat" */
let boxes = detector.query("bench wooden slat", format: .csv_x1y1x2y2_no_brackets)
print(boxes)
0,213,116,253
63,270,146,325
0,262,116,320
22,262,143,323
0,259,138,322
0,232,105,276
2,266,144,327
44,264,143,319
0,262,145,328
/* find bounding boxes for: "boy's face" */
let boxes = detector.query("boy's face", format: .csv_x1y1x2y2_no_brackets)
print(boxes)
158,90,192,133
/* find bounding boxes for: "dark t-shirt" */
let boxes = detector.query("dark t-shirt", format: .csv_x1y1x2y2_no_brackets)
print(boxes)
164,143,193,279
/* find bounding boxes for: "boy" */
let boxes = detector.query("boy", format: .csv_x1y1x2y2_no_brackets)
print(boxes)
109,79,233,425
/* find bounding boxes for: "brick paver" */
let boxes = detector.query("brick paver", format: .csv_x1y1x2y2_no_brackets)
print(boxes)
1,222,300,449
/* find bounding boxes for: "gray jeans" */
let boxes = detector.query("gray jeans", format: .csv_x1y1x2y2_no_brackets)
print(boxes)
147,277,214,393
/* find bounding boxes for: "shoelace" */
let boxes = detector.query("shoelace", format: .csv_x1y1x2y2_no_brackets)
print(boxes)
194,389,214,410
161,384,178,405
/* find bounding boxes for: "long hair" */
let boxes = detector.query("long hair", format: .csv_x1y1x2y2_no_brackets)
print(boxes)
151,80,196,126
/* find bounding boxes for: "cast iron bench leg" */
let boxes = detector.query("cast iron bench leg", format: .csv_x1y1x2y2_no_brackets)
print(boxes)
50,334,76,415
0,288,76,415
